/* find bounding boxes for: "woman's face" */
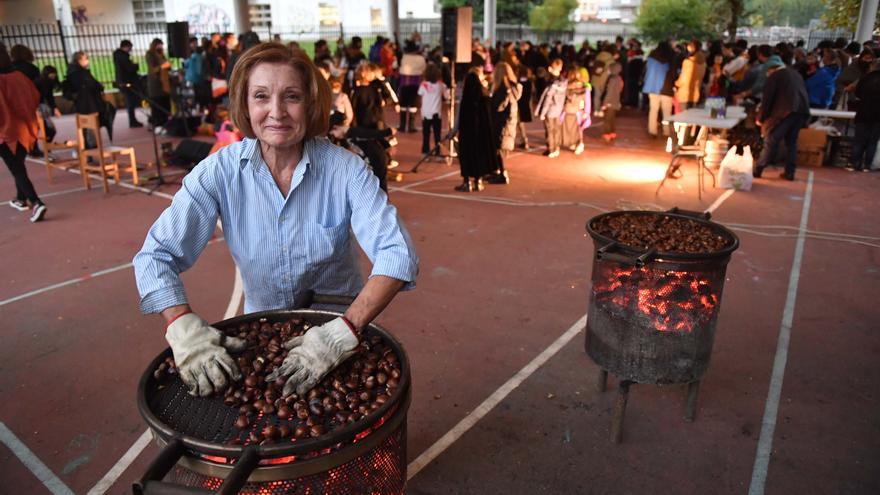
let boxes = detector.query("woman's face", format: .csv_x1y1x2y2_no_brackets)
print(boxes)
78,54,89,68
247,62,307,150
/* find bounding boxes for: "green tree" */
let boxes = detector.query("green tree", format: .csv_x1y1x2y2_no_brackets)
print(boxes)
440,0,536,25
746,0,825,27
529,0,578,31
635,0,711,42
822,0,879,31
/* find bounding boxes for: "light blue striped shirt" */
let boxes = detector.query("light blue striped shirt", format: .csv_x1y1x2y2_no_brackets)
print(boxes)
133,137,418,314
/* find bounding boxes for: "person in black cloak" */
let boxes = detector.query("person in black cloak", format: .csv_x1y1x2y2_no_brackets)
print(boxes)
453,67,501,192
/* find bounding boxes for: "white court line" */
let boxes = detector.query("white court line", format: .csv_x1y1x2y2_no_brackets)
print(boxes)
748,171,814,495
26,156,177,201
0,237,224,308
407,314,587,480
85,429,152,495
40,186,89,198
224,267,244,319
0,421,75,495
0,263,131,308
392,170,460,190
706,189,735,214
86,244,243,494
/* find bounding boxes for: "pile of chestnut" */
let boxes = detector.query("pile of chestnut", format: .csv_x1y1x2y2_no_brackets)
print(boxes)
592,213,730,254
154,317,402,445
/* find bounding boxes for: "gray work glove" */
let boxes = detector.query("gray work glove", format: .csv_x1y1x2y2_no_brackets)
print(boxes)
267,317,359,397
165,313,247,397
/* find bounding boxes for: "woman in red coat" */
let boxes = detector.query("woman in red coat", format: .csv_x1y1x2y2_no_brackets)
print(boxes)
0,42,45,222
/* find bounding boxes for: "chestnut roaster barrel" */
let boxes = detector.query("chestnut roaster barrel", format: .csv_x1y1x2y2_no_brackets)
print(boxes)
134,309,411,495
585,208,739,384
584,209,739,441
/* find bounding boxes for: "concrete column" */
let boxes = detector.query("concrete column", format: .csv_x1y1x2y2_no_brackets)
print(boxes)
483,0,496,44
856,0,879,43
387,0,400,41
232,0,251,33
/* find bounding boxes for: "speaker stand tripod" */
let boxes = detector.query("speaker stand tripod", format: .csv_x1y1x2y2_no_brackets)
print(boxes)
124,83,175,194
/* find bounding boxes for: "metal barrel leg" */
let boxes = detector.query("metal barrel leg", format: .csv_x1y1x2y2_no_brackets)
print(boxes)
597,369,608,393
611,380,633,443
684,380,701,422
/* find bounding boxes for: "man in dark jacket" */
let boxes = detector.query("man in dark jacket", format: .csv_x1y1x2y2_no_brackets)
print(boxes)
113,39,143,128
848,60,880,171
753,55,810,180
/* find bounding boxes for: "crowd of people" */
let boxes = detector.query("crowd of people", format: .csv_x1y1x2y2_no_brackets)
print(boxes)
3,30,880,220
303,32,880,187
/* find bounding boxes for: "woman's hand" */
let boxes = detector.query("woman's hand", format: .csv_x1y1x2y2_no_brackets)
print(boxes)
267,318,359,396
165,311,247,396
54,108,62,117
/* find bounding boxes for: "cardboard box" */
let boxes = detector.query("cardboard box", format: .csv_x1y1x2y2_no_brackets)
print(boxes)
797,128,828,152
797,149,825,168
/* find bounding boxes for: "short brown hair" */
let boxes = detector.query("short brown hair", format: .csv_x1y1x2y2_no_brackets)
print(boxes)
229,42,331,140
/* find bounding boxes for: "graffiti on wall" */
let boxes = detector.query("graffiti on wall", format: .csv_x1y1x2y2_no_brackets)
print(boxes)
72,5,89,24
186,3,232,32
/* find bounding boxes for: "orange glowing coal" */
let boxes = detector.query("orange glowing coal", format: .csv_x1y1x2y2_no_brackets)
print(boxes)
593,266,718,332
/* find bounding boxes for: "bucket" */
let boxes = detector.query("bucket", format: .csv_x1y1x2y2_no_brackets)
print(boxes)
704,137,729,170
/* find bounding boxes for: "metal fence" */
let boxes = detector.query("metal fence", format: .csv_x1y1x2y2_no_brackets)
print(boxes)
1,20,849,88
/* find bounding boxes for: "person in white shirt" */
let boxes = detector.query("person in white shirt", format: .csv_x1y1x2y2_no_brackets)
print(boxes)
417,63,447,155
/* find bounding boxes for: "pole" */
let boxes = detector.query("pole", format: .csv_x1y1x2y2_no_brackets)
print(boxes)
386,0,400,41
56,20,70,70
483,0,496,45
232,0,251,34
855,0,879,43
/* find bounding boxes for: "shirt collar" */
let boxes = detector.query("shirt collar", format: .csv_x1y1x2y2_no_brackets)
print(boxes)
240,138,317,178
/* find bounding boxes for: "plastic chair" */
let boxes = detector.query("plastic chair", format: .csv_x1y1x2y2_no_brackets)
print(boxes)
75,113,138,192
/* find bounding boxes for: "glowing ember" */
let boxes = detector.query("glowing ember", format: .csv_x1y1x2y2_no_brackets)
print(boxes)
593,265,719,332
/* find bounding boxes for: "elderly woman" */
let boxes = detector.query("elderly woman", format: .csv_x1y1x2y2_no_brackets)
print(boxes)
133,43,419,398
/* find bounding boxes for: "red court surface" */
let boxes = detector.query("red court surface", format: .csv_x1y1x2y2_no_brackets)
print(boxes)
1,109,878,494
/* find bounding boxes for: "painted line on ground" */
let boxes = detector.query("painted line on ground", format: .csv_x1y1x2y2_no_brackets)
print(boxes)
0,237,224,308
706,189,735,214
224,266,244,319
39,186,89,198
748,171,814,495
85,429,152,495
0,421,75,495
392,170,460,190
26,156,177,201
407,313,588,480
87,240,242,494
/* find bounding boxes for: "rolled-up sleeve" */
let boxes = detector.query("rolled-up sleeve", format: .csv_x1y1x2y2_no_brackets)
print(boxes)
133,163,222,313
346,158,419,290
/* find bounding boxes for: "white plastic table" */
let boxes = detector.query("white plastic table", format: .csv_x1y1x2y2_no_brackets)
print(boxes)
658,109,746,198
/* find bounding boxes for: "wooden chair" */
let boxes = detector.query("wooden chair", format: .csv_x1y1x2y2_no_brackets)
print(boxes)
75,113,138,192
35,110,78,183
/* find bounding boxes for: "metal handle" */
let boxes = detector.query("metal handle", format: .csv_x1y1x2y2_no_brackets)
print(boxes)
216,447,260,495
132,437,193,495
293,291,357,309
667,207,711,221
597,242,657,267
133,440,261,495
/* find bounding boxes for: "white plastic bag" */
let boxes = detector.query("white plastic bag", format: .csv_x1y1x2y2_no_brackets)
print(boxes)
718,145,753,191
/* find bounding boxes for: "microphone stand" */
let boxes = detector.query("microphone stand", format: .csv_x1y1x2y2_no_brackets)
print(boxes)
121,83,171,193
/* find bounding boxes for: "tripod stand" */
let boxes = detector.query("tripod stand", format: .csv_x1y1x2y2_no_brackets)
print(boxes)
122,83,172,193
409,130,456,173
